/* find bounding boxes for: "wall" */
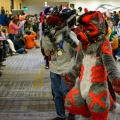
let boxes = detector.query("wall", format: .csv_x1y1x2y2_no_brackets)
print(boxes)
69,0,120,12
0,0,22,12
0,0,11,12
14,0,22,10
21,0,120,15
22,1,68,15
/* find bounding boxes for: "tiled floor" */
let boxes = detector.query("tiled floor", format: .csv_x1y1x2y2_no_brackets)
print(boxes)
0,44,120,120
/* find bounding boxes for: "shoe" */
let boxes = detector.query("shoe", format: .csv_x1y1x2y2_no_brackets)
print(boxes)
2,58,6,62
0,63,6,67
51,117,65,120
12,52,19,55
45,65,49,69
36,46,40,49
68,113,75,120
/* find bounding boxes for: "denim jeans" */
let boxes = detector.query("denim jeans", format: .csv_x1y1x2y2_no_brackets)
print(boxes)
16,48,25,53
50,72,70,118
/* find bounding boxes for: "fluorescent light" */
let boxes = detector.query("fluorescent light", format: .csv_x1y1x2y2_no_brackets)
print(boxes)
45,2,47,7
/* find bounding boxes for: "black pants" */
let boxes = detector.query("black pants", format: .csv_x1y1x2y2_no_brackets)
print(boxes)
41,47,49,66
113,48,118,61
40,41,49,66
0,48,3,62
2,40,7,58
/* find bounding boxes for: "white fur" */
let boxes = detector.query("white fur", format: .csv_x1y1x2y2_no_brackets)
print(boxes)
69,30,79,45
111,103,120,114
80,54,96,99
79,116,91,120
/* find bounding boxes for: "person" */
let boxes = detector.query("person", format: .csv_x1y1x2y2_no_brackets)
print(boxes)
2,28,17,55
18,16,26,35
24,30,39,49
1,7,5,14
0,25,7,60
0,27,6,77
14,33,28,54
76,7,82,26
115,35,120,61
62,10,120,120
42,7,77,120
32,14,39,38
9,17,22,43
40,22,50,69
0,47,3,76
109,31,119,61
0,24,8,58
106,17,113,29
0,7,9,34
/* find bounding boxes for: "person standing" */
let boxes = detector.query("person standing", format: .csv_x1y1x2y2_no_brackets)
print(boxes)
42,7,77,120
0,7,9,33
1,7,5,14
8,17,21,43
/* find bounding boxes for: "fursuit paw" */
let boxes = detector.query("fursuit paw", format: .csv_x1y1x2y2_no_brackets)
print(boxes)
110,103,120,115
61,73,73,84
113,78,120,95
79,116,91,120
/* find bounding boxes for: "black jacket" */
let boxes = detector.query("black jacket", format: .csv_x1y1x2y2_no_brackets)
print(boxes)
14,38,25,50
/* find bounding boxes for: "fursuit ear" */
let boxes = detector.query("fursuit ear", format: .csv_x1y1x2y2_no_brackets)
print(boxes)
51,6,58,14
84,8,88,13
96,11,104,23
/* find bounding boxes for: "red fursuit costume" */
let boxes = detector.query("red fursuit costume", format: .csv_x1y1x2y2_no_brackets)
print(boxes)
63,10,120,120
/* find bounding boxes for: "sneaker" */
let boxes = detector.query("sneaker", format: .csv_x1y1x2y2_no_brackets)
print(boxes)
68,113,75,120
51,117,65,120
0,62,6,67
45,65,49,69
36,46,40,49
12,52,19,55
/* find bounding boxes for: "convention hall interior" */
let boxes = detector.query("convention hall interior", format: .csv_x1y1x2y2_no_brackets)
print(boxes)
0,0,120,120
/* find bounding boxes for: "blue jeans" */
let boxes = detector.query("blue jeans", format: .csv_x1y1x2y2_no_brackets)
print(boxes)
117,48,120,56
50,72,70,118
16,48,25,53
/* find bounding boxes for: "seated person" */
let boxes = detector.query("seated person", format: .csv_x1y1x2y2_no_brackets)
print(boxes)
0,24,7,59
110,31,119,61
2,28,17,55
24,30,39,49
14,33,28,54
116,37,120,60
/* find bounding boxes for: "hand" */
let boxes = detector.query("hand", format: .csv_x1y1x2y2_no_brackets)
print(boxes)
48,34,56,43
43,30,50,36
61,73,73,84
61,73,75,89
113,78,120,95
77,31,88,42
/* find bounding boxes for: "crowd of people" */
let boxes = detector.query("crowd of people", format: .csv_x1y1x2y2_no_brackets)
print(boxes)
41,6,120,120
0,7,40,76
0,5,120,120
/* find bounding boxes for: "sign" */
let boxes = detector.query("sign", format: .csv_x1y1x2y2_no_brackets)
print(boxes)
23,7,28,11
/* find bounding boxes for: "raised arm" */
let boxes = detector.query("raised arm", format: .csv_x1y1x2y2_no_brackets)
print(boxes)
101,40,120,94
